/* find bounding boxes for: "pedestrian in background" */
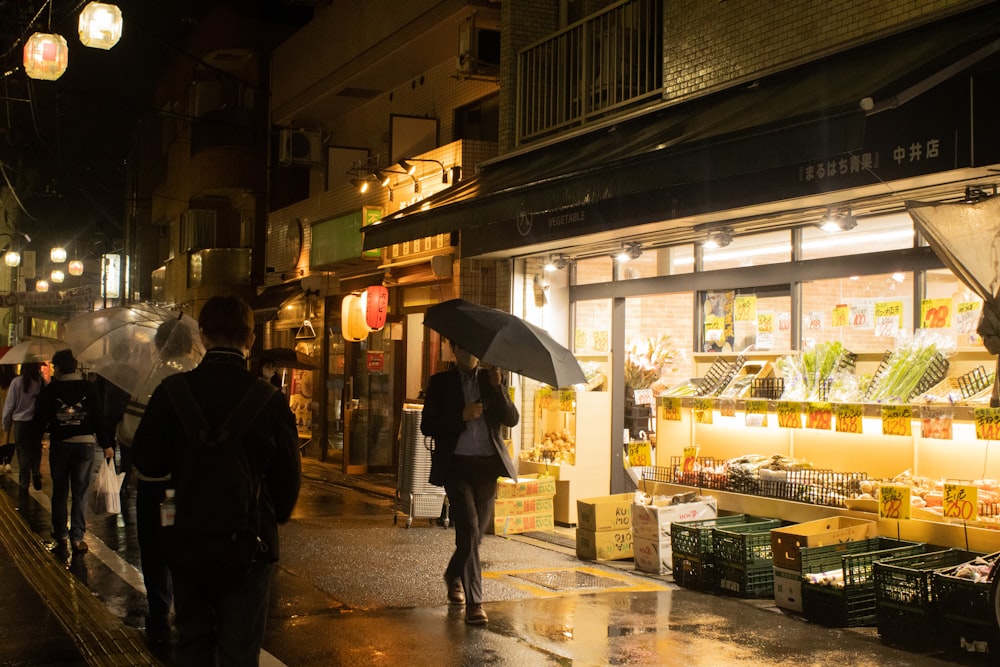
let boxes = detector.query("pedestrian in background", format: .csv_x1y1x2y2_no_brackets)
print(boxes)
0,363,17,475
133,295,301,665
116,319,198,637
421,340,519,625
3,361,46,493
34,350,111,554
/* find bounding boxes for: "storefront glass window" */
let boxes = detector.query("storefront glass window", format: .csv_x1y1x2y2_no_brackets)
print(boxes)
800,211,914,260
574,256,613,285
625,293,694,388
700,229,791,270
800,272,914,351
700,290,791,353
924,267,985,350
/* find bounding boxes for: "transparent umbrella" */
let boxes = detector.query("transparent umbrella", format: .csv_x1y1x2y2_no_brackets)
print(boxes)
907,194,1000,404
0,337,69,365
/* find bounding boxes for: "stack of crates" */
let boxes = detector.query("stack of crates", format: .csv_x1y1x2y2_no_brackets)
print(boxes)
671,515,763,591
712,519,782,598
800,537,924,627
932,551,1000,657
874,548,980,651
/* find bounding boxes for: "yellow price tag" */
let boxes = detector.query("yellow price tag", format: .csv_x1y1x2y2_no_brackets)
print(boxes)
626,440,653,467
776,401,802,429
943,483,978,522
660,396,681,421
682,445,699,473
879,484,911,520
806,402,833,430
694,398,713,424
881,405,912,436
835,403,863,434
744,399,768,427
974,407,1000,440
831,304,850,327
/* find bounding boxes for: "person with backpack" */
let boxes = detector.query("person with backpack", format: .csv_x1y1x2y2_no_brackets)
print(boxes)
34,350,112,554
2,360,44,493
132,295,301,666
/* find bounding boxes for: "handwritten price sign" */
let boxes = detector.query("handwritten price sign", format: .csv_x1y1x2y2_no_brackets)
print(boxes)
682,445,699,473
920,298,951,329
744,399,768,427
758,312,774,334
776,401,802,429
659,396,681,422
879,484,911,520
831,304,850,327
734,295,757,322
974,408,1000,440
806,402,833,430
694,398,714,425
943,483,978,522
835,403,863,434
627,440,653,467
881,405,912,436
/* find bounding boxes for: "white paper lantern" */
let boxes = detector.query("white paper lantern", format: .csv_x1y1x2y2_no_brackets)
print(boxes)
78,2,123,50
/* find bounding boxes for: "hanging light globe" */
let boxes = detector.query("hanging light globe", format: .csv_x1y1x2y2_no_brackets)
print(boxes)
35,279,49,293
50,247,67,263
51,269,65,284
67,259,84,276
78,2,123,50
23,32,69,81
4,251,21,268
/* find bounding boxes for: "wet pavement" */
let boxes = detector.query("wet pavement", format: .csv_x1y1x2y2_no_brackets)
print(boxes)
0,454,995,666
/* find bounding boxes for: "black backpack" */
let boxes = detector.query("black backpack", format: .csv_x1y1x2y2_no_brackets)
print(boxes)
161,375,278,572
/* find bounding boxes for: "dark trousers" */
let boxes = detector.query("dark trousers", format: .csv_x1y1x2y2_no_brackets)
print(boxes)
49,440,95,542
136,479,172,624
170,559,275,667
13,421,42,493
444,454,501,607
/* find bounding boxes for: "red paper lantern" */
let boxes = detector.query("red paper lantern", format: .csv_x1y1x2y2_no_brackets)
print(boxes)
23,32,69,81
365,285,389,330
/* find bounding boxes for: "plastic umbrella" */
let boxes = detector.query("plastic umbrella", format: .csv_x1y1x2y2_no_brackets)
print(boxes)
63,303,204,396
423,298,586,388
0,337,69,365
907,195,1000,405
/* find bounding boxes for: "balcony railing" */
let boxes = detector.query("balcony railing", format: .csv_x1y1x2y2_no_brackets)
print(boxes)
516,0,663,145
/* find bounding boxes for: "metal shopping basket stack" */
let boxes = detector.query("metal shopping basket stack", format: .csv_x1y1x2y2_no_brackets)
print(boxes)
394,404,449,528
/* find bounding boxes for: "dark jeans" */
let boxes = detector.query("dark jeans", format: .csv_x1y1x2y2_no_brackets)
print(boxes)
13,421,42,493
136,479,172,624
170,559,275,667
49,440,95,542
444,454,502,607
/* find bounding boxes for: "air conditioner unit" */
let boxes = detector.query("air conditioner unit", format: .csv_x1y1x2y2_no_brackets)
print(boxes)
279,129,322,166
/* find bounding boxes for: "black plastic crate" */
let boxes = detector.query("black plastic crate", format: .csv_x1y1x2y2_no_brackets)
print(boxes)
716,560,774,598
933,552,1000,657
712,519,782,567
801,538,924,627
671,515,764,591
874,548,981,651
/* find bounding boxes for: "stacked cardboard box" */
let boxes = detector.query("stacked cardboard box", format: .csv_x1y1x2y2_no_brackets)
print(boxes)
491,475,556,535
632,496,717,575
769,516,877,613
576,494,634,560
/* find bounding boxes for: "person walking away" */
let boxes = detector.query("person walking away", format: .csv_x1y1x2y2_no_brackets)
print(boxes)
116,319,197,637
94,342,137,499
0,363,17,474
3,361,46,493
133,295,301,666
421,340,519,625
34,350,112,554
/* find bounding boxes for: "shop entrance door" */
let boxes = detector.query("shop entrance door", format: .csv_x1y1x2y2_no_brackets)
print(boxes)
342,325,397,474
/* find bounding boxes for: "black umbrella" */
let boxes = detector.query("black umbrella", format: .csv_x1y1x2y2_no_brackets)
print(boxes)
260,348,319,370
424,298,586,388
908,195,1000,405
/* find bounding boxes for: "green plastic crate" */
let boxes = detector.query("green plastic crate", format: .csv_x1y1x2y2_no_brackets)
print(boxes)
712,519,782,567
671,515,765,590
801,538,924,627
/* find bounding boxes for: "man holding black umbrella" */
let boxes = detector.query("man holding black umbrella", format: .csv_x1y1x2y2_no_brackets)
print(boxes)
420,340,519,625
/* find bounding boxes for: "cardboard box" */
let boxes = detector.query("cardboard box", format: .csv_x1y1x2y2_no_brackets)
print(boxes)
496,475,556,499
631,499,717,541
490,510,555,536
633,536,671,574
494,495,554,517
770,517,877,572
577,493,633,532
576,527,633,561
773,566,803,613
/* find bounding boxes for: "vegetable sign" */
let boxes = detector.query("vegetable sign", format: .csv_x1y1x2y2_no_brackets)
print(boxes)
881,405,912,437
776,401,802,429
974,408,1000,440
874,301,903,338
835,403,863,434
659,396,681,422
943,483,978,522
806,402,833,430
626,440,653,467
744,399,768,427
694,398,714,424
920,298,951,329
879,484,911,520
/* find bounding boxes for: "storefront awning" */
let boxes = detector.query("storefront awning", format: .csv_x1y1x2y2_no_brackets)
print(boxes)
362,5,1000,253
253,279,302,321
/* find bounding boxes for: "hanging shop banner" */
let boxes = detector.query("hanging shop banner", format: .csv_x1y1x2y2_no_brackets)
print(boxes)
835,403,863,434
943,483,978,522
806,402,833,430
703,291,734,352
874,301,904,338
920,405,953,440
920,298,951,329
879,484,911,521
881,405,913,436
659,396,681,421
831,303,850,327
693,398,713,424
974,407,1000,440
744,399,768,427
776,401,802,429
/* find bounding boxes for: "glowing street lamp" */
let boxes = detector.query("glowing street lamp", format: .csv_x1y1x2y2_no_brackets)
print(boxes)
68,259,84,276
51,269,65,284
23,32,69,81
50,247,67,263
35,279,49,293
78,2,123,50
4,251,21,268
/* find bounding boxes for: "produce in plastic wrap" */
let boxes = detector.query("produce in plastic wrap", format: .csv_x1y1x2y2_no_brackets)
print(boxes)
865,330,955,403
777,341,858,401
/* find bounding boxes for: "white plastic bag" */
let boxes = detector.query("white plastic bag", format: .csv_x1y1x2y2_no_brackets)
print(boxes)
91,458,124,515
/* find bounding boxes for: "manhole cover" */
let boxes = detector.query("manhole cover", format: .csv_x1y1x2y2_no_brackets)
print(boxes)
511,569,624,591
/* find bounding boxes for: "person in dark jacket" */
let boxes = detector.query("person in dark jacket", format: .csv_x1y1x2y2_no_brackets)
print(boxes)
34,349,112,554
132,295,301,666
420,340,519,625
